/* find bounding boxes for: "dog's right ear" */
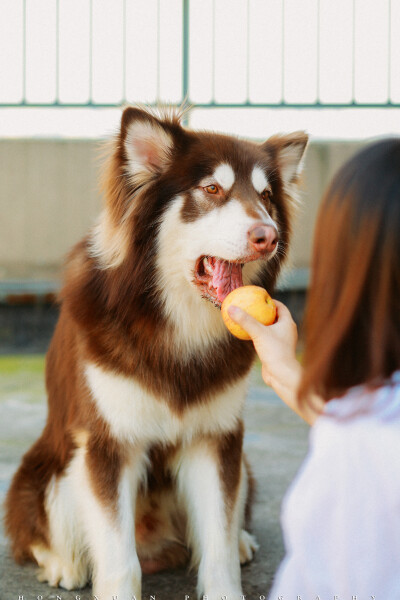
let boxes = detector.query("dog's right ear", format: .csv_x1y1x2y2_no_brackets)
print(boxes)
121,107,175,183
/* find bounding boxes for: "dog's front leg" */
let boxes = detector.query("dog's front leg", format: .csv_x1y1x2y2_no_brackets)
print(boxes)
78,440,146,600
177,426,245,600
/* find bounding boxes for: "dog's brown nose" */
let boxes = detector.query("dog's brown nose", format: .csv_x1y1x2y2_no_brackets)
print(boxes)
248,223,278,254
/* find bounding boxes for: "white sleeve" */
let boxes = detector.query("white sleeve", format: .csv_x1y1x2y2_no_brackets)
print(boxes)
268,416,400,599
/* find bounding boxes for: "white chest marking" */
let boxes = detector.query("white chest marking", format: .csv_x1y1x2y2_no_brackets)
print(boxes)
251,166,268,194
85,363,249,445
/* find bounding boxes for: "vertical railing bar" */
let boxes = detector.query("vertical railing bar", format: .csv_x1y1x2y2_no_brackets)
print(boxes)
388,0,391,103
156,0,161,103
89,0,93,104
55,0,60,103
352,0,356,103
182,0,189,124
281,0,285,104
22,0,26,103
212,0,216,103
246,0,250,104
316,0,320,104
122,0,127,104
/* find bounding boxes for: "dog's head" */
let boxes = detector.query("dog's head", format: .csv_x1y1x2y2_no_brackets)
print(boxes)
91,107,308,346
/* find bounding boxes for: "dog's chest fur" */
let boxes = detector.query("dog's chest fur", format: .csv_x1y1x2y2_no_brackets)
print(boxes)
85,362,250,446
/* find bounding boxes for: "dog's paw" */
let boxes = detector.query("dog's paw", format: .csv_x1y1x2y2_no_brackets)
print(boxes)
239,529,259,564
32,544,88,590
37,562,88,590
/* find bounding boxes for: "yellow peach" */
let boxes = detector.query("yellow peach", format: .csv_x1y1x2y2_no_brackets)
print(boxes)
221,285,276,340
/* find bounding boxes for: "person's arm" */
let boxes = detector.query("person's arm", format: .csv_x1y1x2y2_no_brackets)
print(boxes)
228,301,323,425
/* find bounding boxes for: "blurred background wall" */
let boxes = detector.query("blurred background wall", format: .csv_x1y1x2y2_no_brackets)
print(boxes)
0,138,364,281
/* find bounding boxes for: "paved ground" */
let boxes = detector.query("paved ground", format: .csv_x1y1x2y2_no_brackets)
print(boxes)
0,357,309,600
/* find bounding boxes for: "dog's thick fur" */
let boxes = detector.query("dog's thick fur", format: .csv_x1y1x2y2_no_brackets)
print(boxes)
5,107,308,599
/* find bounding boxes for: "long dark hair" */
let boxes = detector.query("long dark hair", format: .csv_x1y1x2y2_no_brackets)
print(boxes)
299,138,400,402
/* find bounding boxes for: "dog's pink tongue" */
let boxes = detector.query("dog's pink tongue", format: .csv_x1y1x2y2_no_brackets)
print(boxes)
212,259,243,303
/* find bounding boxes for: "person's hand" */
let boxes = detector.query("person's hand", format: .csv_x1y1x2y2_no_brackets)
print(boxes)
227,300,299,388
228,300,321,425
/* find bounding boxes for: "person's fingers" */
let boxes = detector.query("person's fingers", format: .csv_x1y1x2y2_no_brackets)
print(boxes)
273,299,294,322
227,305,265,339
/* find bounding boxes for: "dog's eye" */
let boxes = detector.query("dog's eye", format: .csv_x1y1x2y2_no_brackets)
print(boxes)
261,188,272,201
204,184,219,195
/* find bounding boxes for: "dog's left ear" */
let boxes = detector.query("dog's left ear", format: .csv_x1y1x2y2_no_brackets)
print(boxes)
262,131,309,186
121,106,177,182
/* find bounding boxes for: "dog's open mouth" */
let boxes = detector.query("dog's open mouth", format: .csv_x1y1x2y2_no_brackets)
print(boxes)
194,256,245,307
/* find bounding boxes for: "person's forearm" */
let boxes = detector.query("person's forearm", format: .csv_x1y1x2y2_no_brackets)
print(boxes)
227,302,324,424
267,359,322,426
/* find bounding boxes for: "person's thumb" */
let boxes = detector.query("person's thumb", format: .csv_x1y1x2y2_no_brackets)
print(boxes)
227,305,265,340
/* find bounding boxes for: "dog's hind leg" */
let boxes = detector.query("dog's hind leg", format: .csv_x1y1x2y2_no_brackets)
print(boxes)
176,423,252,600
31,462,89,590
29,433,96,590
5,432,89,590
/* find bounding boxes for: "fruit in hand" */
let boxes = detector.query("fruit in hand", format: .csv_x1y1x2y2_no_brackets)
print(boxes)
221,285,276,340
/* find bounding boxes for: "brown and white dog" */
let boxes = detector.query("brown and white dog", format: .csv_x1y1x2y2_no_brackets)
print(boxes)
5,107,308,599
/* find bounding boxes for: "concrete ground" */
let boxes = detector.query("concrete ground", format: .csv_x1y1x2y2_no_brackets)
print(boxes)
0,357,309,600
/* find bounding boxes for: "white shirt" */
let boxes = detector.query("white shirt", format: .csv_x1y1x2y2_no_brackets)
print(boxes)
268,371,400,600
